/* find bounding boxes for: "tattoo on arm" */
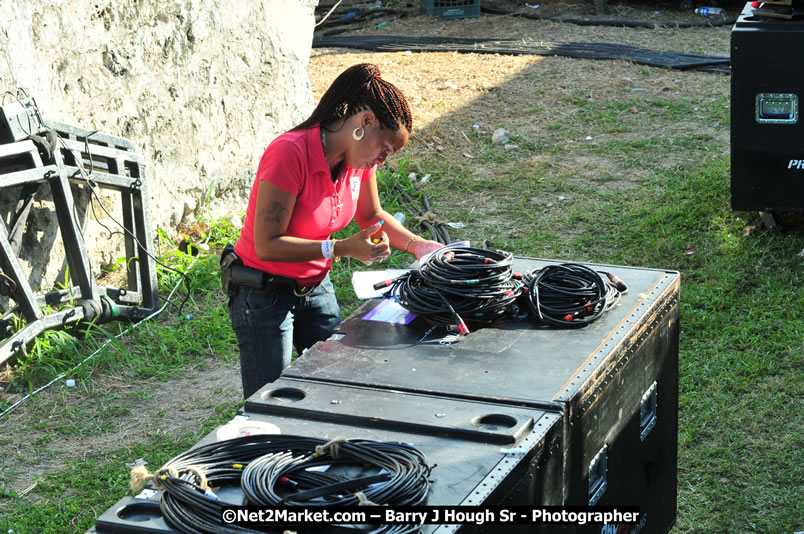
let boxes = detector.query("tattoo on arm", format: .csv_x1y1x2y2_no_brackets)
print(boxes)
259,201,287,225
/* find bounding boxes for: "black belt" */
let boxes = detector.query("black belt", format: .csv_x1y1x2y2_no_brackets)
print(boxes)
220,245,319,297
264,272,318,296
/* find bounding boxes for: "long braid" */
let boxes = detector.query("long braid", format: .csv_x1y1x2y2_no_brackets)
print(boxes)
293,63,412,133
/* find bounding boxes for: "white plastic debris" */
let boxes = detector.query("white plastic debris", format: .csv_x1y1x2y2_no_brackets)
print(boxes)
504,143,518,150
585,135,593,141
472,124,480,130
408,172,417,181
491,128,510,145
445,82,458,90
65,379,76,388
447,222,465,228
421,174,431,183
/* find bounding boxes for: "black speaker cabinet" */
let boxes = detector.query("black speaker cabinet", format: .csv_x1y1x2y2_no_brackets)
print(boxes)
731,2,804,213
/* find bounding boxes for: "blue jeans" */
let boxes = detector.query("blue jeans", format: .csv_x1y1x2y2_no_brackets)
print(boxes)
228,274,341,399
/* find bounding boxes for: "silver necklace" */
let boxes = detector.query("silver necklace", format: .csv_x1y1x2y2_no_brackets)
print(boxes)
322,128,339,181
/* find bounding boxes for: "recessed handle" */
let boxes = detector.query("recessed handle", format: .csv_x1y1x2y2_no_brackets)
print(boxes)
588,444,608,505
640,381,658,441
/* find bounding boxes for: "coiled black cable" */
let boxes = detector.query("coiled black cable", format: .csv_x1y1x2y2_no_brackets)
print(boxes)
386,247,523,333
385,181,451,245
242,440,430,507
146,434,431,534
523,263,626,328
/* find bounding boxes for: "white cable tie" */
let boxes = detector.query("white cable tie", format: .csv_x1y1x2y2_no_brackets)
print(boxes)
499,447,527,455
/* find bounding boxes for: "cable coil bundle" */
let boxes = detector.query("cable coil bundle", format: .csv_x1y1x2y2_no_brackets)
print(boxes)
241,440,430,508
523,263,627,328
130,434,432,534
385,246,523,334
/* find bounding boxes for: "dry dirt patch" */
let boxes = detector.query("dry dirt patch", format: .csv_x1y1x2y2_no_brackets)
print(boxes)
1,361,241,498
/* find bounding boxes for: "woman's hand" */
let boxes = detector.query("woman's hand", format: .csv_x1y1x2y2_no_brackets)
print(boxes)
336,222,391,265
408,238,443,261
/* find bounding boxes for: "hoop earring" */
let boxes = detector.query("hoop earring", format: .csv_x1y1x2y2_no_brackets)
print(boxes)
352,127,364,141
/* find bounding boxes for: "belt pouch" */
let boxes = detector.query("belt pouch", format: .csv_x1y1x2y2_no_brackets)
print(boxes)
230,265,266,289
220,244,239,296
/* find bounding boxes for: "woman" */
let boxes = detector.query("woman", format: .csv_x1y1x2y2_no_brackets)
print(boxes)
229,63,443,399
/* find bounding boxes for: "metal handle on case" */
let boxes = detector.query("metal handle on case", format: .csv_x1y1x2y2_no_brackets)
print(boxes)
640,381,658,441
588,444,608,505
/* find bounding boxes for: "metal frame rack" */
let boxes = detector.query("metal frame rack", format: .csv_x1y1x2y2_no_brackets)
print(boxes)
0,110,159,366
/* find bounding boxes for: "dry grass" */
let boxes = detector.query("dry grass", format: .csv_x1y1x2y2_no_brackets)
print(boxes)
310,2,731,187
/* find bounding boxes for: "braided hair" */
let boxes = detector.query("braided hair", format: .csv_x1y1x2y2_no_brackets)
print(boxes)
293,63,413,134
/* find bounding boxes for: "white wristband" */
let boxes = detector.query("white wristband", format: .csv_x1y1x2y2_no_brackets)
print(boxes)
321,239,334,260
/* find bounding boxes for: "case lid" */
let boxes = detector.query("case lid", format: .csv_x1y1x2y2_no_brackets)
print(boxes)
284,257,679,408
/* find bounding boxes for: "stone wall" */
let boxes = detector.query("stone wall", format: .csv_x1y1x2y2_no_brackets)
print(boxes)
0,0,316,290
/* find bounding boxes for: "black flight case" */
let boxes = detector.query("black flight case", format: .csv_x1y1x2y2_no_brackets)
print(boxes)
89,257,679,534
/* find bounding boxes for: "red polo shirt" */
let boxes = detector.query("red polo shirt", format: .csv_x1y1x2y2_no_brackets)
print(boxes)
235,125,374,285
